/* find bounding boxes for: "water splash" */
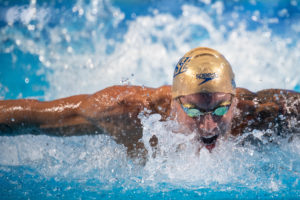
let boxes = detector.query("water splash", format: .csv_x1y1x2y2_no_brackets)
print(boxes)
0,113,299,197
139,114,300,192
0,0,300,198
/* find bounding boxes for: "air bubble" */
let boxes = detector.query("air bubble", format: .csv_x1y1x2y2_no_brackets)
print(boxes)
25,78,30,84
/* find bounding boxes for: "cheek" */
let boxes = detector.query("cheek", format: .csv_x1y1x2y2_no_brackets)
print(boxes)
219,110,234,130
184,118,198,130
178,111,194,125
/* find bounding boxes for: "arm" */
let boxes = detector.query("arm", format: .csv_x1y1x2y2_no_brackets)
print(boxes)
232,88,300,136
0,94,95,135
0,85,171,160
0,85,172,137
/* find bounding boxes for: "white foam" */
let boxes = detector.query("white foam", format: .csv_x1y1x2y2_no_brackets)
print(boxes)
1,115,299,192
138,115,300,191
0,134,137,186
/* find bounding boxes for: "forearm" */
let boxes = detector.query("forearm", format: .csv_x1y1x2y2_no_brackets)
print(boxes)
0,99,39,135
0,99,38,125
0,94,89,134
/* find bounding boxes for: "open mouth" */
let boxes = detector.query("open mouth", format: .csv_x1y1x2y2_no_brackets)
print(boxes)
201,134,219,145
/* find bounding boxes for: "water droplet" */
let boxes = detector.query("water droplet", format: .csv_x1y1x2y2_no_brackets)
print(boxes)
78,8,84,16
120,77,130,85
278,9,288,17
27,24,35,31
39,56,45,62
72,6,78,12
251,15,258,21
291,0,297,6
15,39,21,46
131,13,136,18
67,46,73,53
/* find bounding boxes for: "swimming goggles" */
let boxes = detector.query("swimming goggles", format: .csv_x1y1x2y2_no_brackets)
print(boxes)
178,97,232,118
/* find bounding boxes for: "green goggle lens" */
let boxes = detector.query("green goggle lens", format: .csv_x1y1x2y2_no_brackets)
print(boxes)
213,106,229,116
185,108,202,117
181,105,230,118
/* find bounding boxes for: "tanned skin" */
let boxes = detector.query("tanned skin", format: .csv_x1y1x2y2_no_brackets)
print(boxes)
0,85,299,157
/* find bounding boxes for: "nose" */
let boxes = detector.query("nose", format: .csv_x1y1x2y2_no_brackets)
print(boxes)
198,114,218,134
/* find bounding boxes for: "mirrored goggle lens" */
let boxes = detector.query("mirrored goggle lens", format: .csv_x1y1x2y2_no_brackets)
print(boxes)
182,105,230,117
212,106,230,116
184,108,202,117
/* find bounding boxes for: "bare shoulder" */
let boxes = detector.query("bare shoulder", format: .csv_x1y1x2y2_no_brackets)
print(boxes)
232,87,300,136
255,89,299,115
256,88,300,96
256,88,300,102
236,87,300,105
79,85,172,120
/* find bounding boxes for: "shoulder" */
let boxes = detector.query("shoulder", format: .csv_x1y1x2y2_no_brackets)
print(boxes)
79,85,172,117
235,87,300,112
232,87,300,135
236,87,300,102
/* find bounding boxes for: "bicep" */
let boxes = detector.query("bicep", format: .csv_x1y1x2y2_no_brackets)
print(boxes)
78,85,158,135
78,85,149,120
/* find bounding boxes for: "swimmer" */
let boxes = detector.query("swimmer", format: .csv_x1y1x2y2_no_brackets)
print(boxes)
0,47,299,157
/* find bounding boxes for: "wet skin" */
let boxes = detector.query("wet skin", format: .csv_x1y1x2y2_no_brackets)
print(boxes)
0,85,299,158
171,93,236,150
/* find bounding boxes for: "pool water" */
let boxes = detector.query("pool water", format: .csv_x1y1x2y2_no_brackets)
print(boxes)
0,0,300,199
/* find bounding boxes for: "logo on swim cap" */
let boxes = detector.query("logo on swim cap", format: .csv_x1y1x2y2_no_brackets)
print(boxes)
173,57,191,78
196,73,218,85
172,47,236,99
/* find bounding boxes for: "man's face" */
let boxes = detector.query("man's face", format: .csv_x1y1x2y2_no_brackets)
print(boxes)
172,92,236,150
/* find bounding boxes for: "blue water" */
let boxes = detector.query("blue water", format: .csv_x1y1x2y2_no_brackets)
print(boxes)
0,0,300,199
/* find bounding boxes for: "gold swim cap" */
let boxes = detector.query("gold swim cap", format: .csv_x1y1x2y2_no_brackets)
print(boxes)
172,47,236,99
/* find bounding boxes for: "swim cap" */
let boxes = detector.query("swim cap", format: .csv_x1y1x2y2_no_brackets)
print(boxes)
172,47,236,99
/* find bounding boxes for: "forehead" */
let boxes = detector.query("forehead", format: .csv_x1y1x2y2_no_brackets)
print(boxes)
180,92,232,108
